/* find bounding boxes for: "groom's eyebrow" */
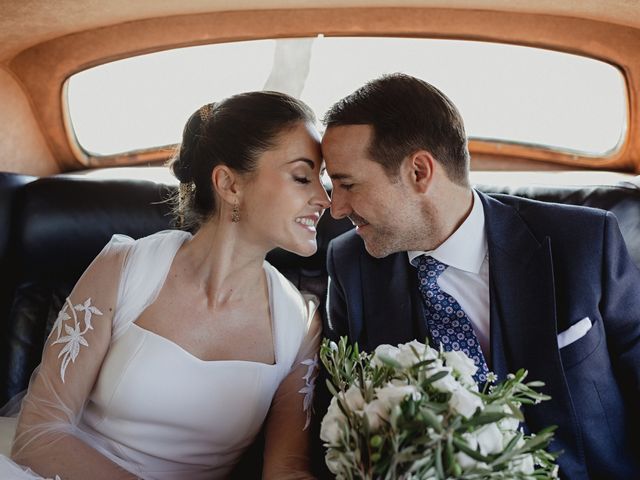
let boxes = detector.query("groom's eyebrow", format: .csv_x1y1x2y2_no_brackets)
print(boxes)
329,173,352,180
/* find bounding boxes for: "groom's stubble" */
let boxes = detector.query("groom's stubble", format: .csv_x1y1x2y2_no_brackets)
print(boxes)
360,193,442,258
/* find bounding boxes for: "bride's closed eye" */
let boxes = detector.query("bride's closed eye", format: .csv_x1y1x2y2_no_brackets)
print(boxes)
293,176,311,184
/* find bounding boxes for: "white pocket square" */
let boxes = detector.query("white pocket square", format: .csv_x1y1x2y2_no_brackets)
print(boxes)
557,317,592,349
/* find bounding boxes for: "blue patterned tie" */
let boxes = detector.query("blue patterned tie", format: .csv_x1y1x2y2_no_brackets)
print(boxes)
416,255,489,384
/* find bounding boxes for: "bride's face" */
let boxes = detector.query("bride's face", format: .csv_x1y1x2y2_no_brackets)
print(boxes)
240,121,330,257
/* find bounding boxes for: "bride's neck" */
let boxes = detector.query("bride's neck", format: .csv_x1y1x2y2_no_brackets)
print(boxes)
178,219,268,305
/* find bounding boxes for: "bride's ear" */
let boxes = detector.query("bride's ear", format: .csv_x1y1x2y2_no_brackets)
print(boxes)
211,165,241,205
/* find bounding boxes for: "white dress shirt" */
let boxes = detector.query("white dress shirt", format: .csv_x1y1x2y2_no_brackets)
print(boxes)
408,189,491,358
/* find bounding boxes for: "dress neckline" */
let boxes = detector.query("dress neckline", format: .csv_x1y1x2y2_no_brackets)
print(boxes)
128,230,279,366
129,323,277,367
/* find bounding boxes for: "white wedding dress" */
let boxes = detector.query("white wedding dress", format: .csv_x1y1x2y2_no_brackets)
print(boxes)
0,230,319,479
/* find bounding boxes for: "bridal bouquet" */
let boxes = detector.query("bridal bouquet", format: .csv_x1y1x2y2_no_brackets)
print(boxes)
320,338,559,479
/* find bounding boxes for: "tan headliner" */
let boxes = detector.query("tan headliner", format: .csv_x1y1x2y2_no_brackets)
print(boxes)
2,0,640,63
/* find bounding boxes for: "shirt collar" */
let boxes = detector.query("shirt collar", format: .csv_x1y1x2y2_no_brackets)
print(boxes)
408,189,487,274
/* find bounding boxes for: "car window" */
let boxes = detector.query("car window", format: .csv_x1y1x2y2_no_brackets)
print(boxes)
66,36,626,159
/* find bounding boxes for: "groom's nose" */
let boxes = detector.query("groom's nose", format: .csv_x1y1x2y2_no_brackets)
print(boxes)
330,188,350,220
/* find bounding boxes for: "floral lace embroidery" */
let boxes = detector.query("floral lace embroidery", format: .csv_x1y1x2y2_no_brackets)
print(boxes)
298,355,318,430
50,297,103,383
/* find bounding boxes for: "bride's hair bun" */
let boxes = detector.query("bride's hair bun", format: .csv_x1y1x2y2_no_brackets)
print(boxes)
169,104,213,184
171,153,194,184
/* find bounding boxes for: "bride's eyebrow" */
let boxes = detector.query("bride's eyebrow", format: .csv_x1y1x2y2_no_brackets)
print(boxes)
286,158,315,169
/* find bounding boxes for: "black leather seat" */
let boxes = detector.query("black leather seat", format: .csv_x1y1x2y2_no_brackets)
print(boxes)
1,173,639,406
477,183,640,268
0,173,36,314
0,172,36,397
2,176,176,402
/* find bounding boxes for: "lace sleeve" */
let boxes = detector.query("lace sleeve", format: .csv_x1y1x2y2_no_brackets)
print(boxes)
261,296,321,480
10,238,138,480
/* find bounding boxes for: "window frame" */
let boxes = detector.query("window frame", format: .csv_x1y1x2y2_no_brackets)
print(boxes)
63,36,629,163
9,7,638,172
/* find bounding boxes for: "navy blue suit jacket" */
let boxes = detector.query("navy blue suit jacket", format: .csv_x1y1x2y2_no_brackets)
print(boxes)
321,191,640,479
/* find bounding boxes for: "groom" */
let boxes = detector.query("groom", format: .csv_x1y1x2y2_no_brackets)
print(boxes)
318,73,640,478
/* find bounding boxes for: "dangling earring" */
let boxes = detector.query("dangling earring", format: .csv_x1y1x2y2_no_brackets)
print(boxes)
231,201,240,223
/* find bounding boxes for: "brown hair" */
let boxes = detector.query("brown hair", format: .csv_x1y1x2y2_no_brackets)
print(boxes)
323,73,470,185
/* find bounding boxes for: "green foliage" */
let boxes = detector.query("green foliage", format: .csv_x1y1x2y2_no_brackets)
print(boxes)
320,337,559,480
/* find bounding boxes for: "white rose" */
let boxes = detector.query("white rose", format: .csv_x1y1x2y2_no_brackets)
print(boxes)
499,415,520,433
372,344,400,367
405,340,432,356
340,385,365,411
430,366,462,393
474,423,504,455
442,350,477,376
324,449,344,475
442,350,478,388
376,383,421,408
449,386,483,419
496,405,524,447
455,433,480,470
362,399,389,431
455,451,477,471
396,340,438,367
512,454,535,474
500,429,519,449
320,397,346,444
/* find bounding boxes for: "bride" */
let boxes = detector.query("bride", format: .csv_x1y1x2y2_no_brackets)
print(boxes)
0,91,330,479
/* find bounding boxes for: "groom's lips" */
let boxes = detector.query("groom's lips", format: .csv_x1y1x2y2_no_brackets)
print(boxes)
349,214,367,226
354,222,369,234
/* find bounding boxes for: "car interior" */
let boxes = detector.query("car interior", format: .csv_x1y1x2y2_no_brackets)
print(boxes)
1,1,640,475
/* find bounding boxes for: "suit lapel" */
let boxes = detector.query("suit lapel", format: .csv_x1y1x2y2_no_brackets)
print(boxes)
480,192,584,467
481,193,559,379
360,251,422,351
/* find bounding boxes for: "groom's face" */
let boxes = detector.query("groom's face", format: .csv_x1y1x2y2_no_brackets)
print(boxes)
323,125,425,258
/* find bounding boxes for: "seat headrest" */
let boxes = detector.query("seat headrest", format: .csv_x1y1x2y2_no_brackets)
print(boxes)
477,183,640,267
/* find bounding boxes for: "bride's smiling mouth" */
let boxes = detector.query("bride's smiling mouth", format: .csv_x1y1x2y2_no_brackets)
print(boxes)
295,214,320,232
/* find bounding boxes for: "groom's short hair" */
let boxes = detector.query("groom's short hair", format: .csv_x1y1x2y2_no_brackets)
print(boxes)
323,73,470,186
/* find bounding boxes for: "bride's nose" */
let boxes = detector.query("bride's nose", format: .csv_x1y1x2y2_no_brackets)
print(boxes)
312,182,331,209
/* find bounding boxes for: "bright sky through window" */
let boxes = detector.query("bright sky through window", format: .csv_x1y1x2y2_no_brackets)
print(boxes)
67,37,626,158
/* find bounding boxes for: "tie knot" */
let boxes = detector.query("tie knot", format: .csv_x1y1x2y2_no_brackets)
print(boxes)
416,255,447,283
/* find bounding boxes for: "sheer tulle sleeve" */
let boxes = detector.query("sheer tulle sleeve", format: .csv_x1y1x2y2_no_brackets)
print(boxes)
10,237,138,480
262,295,321,479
